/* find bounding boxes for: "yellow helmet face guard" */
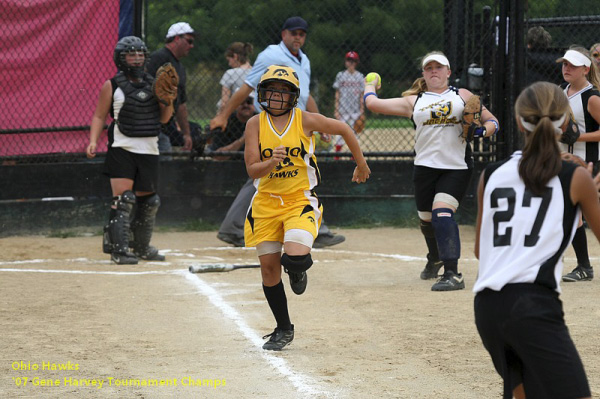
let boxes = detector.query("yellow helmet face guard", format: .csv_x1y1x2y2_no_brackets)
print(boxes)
258,65,300,116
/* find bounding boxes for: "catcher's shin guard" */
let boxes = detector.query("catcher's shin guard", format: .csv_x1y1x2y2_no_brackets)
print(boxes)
431,208,460,262
107,191,137,259
130,193,165,261
103,208,117,254
419,219,440,262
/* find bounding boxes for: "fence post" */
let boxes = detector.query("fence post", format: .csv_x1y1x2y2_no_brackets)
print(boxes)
133,0,144,38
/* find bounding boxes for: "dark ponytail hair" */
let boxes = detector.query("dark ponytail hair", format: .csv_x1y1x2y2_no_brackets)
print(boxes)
225,42,254,64
515,82,569,195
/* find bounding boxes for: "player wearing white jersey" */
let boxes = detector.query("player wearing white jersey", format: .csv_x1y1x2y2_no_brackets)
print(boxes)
474,82,600,399
87,37,173,265
364,51,499,291
556,47,600,282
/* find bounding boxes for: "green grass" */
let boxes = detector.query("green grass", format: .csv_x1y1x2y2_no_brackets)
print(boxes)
365,117,414,129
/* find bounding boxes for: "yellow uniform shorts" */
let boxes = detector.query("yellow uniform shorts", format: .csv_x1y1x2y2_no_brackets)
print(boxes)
244,190,323,247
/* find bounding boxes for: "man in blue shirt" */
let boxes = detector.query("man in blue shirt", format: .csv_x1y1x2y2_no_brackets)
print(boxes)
212,16,345,248
211,16,317,125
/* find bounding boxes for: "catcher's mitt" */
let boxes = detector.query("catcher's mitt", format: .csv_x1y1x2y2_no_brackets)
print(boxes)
153,63,179,106
461,95,482,142
559,108,580,146
353,114,366,134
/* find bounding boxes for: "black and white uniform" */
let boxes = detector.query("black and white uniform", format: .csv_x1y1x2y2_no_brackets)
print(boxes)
474,151,590,399
560,83,600,163
103,76,160,192
412,87,473,211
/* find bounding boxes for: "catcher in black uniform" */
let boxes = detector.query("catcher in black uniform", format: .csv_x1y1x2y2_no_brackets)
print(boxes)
86,36,175,265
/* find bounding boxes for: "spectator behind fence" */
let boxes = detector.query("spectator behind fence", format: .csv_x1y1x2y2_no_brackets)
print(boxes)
86,36,173,265
211,16,346,249
218,42,253,113
590,42,600,68
147,22,195,153
364,52,499,291
333,51,365,156
208,93,257,160
525,26,562,85
556,46,600,283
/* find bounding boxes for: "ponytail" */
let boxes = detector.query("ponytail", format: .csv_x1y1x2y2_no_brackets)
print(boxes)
515,82,569,195
402,77,427,97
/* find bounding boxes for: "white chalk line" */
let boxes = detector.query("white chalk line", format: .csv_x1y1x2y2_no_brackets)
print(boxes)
180,270,331,398
0,268,178,276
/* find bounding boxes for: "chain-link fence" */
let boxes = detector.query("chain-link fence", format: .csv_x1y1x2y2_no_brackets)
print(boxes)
2,0,600,164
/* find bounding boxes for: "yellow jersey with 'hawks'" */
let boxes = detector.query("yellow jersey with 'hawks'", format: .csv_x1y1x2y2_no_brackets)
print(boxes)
255,108,320,195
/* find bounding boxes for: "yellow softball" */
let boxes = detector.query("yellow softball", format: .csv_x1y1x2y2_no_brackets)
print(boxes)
365,72,382,89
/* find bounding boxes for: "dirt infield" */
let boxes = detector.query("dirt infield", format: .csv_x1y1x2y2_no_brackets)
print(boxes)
1,227,599,398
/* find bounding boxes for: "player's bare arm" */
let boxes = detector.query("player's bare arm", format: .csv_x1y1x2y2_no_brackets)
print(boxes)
363,73,415,117
474,171,485,259
576,95,600,142
303,112,370,183
244,116,285,179
364,93,415,118
571,166,600,241
175,103,192,150
211,83,253,130
87,80,113,158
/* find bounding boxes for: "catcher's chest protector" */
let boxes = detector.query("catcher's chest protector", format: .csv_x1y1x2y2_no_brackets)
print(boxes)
114,73,161,137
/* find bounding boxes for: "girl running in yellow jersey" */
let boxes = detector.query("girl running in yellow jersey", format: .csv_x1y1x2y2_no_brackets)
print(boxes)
244,65,371,350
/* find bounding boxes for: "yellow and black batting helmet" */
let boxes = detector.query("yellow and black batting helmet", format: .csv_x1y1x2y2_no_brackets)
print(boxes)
257,65,300,115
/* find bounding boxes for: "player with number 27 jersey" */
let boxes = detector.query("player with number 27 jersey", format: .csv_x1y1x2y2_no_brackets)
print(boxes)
474,151,580,293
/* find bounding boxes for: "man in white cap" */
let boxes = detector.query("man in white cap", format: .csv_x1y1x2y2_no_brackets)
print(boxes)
211,16,346,249
147,22,196,153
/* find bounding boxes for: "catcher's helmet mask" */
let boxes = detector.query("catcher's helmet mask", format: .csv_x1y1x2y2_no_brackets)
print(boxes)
114,36,149,79
258,65,300,116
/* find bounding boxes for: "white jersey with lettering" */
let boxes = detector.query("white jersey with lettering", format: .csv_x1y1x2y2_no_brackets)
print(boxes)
412,87,472,169
559,83,600,161
474,151,580,294
254,108,320,195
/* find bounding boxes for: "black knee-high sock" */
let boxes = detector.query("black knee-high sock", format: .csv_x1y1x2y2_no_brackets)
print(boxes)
263,281,292,330
420,220,439,261
425,236,440,261
572,226,590,267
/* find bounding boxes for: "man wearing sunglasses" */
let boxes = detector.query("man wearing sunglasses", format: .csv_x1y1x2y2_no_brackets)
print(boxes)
147,22,196,154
